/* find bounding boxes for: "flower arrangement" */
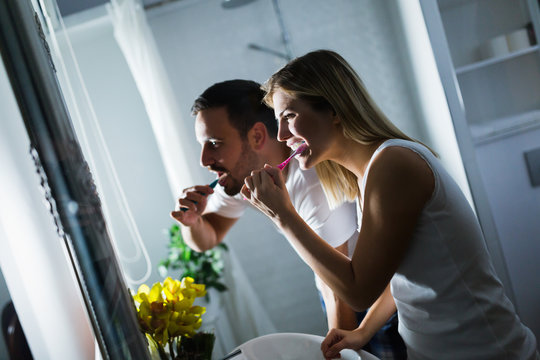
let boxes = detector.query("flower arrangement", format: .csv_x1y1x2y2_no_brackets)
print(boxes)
132,276,215,359
159,224,228,302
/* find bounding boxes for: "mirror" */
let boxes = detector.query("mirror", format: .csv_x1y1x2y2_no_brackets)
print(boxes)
1,0,429,358
0,0,149,358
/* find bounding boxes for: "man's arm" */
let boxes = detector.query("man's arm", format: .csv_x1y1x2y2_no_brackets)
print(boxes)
319,242,358,330
181,212,238,252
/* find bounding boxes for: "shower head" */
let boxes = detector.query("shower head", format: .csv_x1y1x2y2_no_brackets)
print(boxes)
248,43,290,60
221,0,256,9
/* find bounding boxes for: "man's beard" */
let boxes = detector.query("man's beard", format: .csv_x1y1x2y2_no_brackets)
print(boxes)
223,141,259,196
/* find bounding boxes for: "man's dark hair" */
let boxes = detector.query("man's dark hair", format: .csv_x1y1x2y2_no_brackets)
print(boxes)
191,79,277,139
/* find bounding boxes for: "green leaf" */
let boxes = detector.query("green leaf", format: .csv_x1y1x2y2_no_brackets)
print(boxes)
157,223,230,295
182,247,191,262
212,282,227,292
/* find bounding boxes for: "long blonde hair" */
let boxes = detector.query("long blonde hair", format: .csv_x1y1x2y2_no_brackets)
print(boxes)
263,50,432,208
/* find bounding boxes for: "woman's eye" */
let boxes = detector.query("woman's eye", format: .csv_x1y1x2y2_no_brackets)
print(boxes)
284,113,295,121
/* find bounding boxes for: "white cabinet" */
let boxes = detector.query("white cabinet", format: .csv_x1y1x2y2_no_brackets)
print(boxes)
420,0,540,343
475,127,540,341
439,0,540,143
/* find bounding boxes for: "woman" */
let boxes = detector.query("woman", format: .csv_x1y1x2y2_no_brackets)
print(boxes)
241,50,538,359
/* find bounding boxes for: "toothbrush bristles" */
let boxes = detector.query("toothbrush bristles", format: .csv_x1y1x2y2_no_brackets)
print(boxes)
294,143,307,154
291,141,306,151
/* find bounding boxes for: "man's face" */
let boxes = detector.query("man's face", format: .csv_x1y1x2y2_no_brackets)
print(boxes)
195,106,260,196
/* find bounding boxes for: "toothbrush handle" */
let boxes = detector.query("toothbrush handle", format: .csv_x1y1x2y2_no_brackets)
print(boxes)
209,178,219,188
277,143,306,170
180,178,219,211
277,158,291,170
277,151,298,170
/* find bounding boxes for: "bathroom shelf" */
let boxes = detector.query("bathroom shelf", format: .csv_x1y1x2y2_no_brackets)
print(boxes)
469,110,540,145
455,45,539,75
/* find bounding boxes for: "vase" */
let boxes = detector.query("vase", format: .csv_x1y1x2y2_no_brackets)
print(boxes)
177,332,216,360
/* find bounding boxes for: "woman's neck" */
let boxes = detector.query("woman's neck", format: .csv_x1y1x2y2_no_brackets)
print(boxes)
330,138,384,180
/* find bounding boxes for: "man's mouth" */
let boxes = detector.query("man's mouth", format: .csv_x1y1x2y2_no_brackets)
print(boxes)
215,171,227,186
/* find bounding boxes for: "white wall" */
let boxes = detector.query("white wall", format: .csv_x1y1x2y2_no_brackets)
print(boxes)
4,0,536,354
145,0,425,336
57,0,425,339
147,0,426,176
60,4,328,336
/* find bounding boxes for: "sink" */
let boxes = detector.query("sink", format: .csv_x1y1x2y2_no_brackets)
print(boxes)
230,332,380,360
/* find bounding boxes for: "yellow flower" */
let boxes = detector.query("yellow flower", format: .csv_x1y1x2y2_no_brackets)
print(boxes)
132,277,207,346
181,277,207,298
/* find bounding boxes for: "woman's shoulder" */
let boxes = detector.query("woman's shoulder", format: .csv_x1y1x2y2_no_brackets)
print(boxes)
367,142,435,202
371,140,435,171
373,141,432,171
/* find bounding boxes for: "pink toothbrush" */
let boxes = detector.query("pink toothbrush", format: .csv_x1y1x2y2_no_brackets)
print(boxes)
277,142,308,170
241,145,307,201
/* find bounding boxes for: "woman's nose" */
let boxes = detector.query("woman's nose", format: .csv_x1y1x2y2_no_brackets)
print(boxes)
277,120,292,142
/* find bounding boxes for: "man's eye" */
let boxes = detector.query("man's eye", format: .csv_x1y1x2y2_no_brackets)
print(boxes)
208,140,219,148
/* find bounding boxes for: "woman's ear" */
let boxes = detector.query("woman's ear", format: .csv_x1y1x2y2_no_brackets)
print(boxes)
332,111,341,125
248,122,267,150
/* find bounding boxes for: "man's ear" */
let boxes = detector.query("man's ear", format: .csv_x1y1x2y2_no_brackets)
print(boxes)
248,122,267,150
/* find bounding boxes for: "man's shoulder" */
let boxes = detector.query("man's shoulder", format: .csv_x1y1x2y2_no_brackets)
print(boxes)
205,183,246,218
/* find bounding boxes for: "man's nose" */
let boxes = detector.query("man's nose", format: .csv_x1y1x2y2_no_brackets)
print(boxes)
200,146,213,167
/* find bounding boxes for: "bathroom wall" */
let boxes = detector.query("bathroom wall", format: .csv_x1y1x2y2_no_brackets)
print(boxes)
147,0,426,182
4,0,534,355
56,0,425,338
59,4,330,335
145,0,425,335
5,0,534,356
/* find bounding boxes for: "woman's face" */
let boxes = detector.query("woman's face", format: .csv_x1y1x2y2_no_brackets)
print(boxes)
272,88,339,169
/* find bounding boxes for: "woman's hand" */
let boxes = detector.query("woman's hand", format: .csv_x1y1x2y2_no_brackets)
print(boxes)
320,328,367,360
241,164,295,224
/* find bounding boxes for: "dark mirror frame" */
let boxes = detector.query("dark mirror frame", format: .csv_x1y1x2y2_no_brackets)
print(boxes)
0,0,150,358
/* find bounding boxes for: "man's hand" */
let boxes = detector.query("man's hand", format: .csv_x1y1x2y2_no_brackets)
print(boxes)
170,184,215,227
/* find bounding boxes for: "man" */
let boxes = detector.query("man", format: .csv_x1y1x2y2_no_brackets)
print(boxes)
170,80,405,358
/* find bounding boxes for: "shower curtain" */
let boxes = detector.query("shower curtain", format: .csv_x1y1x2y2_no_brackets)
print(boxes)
107,0,276,356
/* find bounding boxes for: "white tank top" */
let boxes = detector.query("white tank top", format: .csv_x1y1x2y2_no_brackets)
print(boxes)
358,139,538,359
